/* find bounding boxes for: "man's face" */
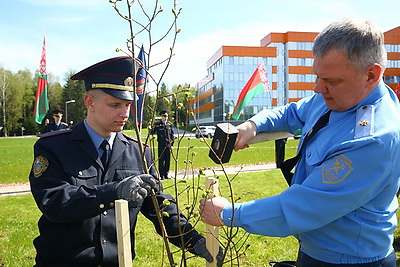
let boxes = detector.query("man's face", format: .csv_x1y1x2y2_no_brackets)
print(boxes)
161,114,168,122
312,49,371,111
86,90,131,137
53,114,62,123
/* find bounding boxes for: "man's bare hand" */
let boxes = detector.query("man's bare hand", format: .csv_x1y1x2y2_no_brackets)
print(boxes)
234,121,257,151
199,197,230,226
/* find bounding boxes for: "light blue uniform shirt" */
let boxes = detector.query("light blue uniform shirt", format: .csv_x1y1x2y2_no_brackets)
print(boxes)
83,120,116,157
222,82,400,264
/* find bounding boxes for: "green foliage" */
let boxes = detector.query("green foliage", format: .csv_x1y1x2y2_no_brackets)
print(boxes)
171,84,195,127
156,82,172,115
61,72,87,125
0,66,76,136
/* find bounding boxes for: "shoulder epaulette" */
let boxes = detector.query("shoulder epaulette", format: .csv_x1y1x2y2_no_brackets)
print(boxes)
354,105,374,139
122,132,150,147
38,128,73,138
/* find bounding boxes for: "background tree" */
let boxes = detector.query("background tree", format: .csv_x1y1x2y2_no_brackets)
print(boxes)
47,73,63,115
171,83,195,128
143,93,156,128
0,67,11,136
18,69,38,135
61,71,87,127
1,69,25,136
155,82,172,116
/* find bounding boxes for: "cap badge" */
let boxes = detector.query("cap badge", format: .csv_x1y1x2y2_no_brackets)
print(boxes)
124,77,134,87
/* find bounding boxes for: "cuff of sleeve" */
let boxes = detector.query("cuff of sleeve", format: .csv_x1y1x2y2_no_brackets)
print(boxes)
221,203,237,226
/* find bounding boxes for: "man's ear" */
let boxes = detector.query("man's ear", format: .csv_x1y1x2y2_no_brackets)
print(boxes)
366,63,383,84
84,94,95,111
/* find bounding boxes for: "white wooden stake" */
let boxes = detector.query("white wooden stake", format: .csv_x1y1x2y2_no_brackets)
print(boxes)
115,199,132,267
205,177,220,267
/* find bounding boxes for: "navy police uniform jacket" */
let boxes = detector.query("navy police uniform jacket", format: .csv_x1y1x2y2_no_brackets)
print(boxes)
42,121,69,133
29,120,202,266
151,120,174,146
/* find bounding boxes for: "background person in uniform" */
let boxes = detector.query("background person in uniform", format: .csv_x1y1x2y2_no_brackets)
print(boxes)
29,57,221,266
151,110,174,180
42,109,68,133
200,18,400,266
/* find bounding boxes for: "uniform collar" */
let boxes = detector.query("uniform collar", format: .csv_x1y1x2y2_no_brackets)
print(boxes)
83,120,116,156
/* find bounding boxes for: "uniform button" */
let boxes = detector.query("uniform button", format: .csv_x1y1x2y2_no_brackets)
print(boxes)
103,240,107,245
99,204,105,209
103,211,108,216
110,202,114,207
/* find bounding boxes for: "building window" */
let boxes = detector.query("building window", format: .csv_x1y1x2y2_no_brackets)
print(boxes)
297,42,313,51
385,44,400,53
388,60,400,68
298,74,306,82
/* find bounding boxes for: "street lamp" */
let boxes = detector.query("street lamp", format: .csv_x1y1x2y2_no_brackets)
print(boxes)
65,100,76,126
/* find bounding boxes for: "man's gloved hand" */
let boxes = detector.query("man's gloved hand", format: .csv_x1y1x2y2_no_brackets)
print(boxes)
116,174,157,202
193,237,223,267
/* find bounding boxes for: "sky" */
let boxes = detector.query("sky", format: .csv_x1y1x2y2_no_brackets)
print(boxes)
1,0,400,88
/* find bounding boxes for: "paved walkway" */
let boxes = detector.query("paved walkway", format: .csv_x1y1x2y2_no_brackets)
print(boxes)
0,162,277,198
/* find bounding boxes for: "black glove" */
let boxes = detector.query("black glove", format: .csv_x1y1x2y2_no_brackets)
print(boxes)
193,237,223,266
116,174,157,202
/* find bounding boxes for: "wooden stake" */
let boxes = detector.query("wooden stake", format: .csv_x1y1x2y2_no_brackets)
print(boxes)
115,199,132,267
205,177,220,267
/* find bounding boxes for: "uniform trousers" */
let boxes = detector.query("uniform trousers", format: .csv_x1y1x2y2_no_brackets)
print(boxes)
158,144,171,179
296,250,396,267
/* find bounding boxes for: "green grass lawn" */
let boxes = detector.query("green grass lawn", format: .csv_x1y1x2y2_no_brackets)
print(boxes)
0,138,35,184
0,134,298,184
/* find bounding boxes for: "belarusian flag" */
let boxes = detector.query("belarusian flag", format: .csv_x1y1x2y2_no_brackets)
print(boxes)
34,35,49,124
231,61,270,120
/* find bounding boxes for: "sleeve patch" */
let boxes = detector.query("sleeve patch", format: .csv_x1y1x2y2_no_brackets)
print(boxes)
322,154,353,184
33,156,49,178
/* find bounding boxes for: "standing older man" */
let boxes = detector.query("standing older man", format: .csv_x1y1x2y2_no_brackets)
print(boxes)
29,56,221,266
200,18,400,266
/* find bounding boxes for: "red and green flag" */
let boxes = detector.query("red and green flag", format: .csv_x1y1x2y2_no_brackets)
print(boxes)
34,35,49,124
231,61,270,120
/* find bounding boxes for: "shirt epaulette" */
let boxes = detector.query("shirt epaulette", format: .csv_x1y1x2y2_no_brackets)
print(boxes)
122,132,150,147
354,105,374,139
38,128,73,138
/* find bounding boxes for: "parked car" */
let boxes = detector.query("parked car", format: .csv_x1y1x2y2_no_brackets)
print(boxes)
195,126,216,139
